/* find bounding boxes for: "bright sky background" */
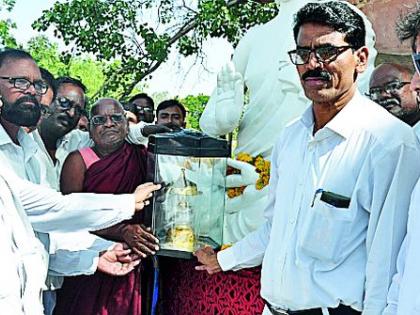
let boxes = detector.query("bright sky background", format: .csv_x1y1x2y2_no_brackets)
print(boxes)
3,0,234,97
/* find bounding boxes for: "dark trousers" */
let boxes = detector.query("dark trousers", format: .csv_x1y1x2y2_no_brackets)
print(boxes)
267,303,361,315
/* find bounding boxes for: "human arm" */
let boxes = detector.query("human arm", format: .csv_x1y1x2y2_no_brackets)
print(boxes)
94,223,159,258
60,150,86,194
126,121,172,145
194,138,280,273
3,170,160,233
382,236,408,315
363,144,420,315
97,243,141,276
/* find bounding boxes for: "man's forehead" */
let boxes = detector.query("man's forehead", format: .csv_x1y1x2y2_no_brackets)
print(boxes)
132,98,152,108
370,65,411,87
159,106,182,115
297,23,347,46
0,57,41,78
93,101,123,115
57,83,85,106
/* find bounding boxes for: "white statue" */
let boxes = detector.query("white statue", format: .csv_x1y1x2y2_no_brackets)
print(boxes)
200,0,377,244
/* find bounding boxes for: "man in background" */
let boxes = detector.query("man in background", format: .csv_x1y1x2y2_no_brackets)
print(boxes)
368,63,420,130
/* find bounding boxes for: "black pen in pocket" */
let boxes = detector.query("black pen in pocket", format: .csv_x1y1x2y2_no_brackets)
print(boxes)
311,188,323,207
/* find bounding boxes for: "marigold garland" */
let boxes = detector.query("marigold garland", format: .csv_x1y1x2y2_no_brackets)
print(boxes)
226,152,271,198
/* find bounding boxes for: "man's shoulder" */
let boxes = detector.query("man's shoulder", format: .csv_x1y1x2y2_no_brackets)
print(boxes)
358,97,417,148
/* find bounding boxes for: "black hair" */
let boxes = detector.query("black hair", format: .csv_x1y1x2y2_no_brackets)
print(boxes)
293,1,366,49
396,3,420,52
156,99,186,118
128,93,154,108
0,48,35,69
56,76,87,93
40,67,57,100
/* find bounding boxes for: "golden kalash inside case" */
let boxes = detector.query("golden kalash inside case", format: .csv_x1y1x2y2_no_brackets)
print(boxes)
147,130,230,259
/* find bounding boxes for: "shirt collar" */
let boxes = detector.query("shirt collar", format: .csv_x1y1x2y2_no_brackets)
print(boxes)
300,89,363,140
0,123,13,146
325,90,363,139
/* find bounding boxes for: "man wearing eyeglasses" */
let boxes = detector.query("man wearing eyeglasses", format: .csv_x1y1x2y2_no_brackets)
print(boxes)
383,4,420,315
368,63,420,128
128,93,155,123
195,2,420,315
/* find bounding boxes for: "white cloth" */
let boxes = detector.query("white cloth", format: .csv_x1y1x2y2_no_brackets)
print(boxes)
218,91,420,315
383,180,420,315
0,169,136,314
199,0,377,243
413,121,420,141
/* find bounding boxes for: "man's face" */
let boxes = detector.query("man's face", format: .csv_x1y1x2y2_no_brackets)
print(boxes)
43,83,85,137
0,58,43,127
131,97,154,123
368,65,417,123
89,101,128,151
295,22,366,104
156,105,185,128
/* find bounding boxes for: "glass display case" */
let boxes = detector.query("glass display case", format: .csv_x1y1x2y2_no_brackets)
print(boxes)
148,130,230,259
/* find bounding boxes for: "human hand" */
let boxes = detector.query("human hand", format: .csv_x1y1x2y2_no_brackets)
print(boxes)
97,243,141,276
125,110,138,124
141,124,173,137
226,158,259,188
133,183,161,211
122,224,160,258
194,245,222,275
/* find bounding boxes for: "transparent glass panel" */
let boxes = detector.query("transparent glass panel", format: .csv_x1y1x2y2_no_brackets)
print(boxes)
152,154,226,254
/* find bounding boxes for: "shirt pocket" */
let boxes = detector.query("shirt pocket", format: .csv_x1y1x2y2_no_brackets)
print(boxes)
298,199,353,263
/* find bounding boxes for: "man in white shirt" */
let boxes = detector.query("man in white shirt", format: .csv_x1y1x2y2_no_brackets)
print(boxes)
0,48,161,313
0,168,159,315
367,63,420,138
383,5,420,315
195,2,420,315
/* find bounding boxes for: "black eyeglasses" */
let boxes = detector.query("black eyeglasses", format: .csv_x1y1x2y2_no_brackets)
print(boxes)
55,96,86,116
412,53,420,75
288,45,353,65
136,106,154,113
40,104,53,117
366,81,411,101
90,113,125,125
0,76,48,95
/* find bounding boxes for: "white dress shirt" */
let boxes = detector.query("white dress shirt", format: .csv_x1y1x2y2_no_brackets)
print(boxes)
0,169,137,315
218,91,420,315
383,179,420,315
413,121,420,141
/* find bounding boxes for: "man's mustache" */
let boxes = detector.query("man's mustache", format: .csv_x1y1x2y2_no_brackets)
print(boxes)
302,69,332,81
15,95,40,108
377,97,400,108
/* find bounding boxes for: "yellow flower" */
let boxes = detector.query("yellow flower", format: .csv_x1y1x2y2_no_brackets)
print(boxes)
255,156,265,171
236,152,253,163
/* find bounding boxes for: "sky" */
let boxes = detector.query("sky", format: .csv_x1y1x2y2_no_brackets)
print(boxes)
3,0,234,97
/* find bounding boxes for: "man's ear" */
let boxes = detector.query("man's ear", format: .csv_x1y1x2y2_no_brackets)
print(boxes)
355,46,369,74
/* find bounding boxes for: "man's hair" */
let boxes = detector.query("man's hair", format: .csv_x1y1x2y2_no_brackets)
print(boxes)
396,3,420,51
293,1,366,49
91,98,124,116
40,67,57,100
0,48,34,68
156,99,186,118
128,93,154,108
56,76,87,93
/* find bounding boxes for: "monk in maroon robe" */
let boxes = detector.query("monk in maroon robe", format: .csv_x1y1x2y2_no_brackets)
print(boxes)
54,98,158,315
